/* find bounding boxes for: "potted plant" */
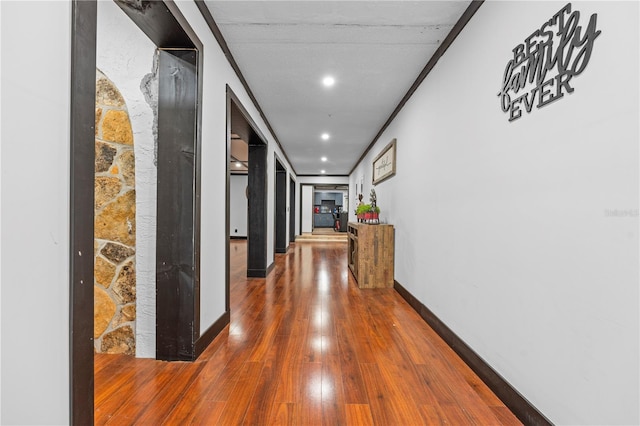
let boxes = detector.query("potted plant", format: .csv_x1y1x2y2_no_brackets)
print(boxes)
368,188,380,223
364,205,380,223
356,203,370,222
370,205,380,222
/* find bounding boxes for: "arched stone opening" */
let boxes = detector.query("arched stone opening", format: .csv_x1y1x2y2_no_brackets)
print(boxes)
93,69,136,355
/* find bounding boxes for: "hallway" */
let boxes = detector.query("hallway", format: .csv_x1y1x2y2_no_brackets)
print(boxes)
95,240,521,425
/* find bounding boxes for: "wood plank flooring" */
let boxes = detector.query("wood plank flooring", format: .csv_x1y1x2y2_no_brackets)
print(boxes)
95,240,522,425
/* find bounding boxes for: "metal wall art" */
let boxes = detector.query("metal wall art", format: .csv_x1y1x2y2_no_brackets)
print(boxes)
498,3,601,122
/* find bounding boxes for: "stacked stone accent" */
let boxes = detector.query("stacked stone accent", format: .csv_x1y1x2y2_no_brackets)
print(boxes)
94,70,136,355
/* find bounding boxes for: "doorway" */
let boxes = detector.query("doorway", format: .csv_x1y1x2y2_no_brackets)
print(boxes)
299,184,349,235
289,176,296,243
227,88,269,278
274,155,288,253
313,185,349,233
111,0,203,363
70,0,203,422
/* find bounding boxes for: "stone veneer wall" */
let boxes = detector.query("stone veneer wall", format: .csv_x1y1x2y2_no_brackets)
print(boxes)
93,70,136,355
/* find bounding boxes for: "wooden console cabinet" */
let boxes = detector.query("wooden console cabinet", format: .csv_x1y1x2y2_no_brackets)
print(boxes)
347,222,394,288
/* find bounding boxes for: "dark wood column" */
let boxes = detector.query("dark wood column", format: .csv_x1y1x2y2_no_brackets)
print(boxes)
155,49,200,361
70,1,97,424
247,140,268,276
289,177,296,242
275,158,287,253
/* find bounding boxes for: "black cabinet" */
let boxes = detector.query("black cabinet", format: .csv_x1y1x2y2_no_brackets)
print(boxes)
313,213,334,228
335,213,348,232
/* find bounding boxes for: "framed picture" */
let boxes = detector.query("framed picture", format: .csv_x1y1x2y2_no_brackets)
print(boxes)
372,138,396,185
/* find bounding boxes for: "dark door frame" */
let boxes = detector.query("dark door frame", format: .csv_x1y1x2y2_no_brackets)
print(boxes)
70,0,204,422
226,87,271,278
113,0,204,362
70,2,97,424
289,176,296,243
154,48,200,361
274,154,288,254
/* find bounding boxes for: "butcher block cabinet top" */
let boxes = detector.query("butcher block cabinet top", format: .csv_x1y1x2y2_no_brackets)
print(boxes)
347,222,394,288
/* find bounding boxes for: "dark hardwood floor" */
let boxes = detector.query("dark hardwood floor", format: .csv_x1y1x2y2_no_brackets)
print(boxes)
95,240,521,425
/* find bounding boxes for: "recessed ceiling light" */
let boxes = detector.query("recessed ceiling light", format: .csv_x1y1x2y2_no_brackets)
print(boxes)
321,133,330,141
322,76,335,87
321,156,327,162
321,170,326,174
235,162,242,168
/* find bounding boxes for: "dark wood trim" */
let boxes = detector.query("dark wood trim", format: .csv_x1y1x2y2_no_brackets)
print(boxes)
350,0,484,175
275,247,288,254
164,0,203,50
227,86,268,146
114,0,205,363
194,311,230,356
289,175,296,243
122,2,203,362
228,86,269,280
274,154,288,254
163,2,205,339
167,0,205,353
69,1,96,424
393,280,421,313
393,280,552,426
247,269,267,278
155,49,200,362
225,88,232,313
114,0,200,49
230,236,248,240
247,139,268,277
247,261,276,278
194,0,296,175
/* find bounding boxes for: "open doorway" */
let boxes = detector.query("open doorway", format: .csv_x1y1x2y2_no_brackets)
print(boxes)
300,184,349,235
111,0,203,363
227,88,269,280
71,0,204,422
312,185,349,233
289,176,296,243
229,133,249,241
274,155,288,253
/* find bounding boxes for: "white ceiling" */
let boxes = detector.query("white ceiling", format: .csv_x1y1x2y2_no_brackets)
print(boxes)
203,1,472,175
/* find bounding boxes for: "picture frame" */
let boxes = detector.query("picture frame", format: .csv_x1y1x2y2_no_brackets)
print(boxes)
372,138,397,185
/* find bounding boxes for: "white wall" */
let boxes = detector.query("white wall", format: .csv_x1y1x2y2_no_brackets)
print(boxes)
350,2,639,424
301,185,314,233
97,0,157,358
172,0,294,332
1,1,72,424
1,1,296,422
0,2,4,418
230,174,248,237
